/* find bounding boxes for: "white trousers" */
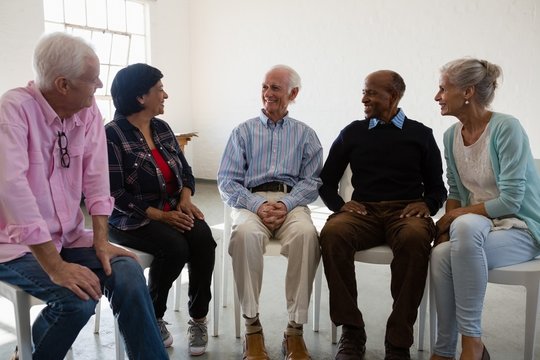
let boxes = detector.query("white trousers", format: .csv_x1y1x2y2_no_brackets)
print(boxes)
228,191,320,324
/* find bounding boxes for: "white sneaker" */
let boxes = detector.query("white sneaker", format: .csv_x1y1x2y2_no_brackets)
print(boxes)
158,318,173,348
187,319,208,356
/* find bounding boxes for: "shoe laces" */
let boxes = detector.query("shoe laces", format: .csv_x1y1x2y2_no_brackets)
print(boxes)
337,330,365,354
157,318,171,337
188,319,208,345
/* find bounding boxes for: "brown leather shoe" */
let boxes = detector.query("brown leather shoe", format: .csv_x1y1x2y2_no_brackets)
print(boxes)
243,332,269,360
282,333,311,360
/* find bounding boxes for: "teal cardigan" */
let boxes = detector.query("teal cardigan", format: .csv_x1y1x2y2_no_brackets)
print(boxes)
443,112,540,245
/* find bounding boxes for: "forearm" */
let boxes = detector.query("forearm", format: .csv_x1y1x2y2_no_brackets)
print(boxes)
444,199,488,221
92,215,110,247
29,241,65,276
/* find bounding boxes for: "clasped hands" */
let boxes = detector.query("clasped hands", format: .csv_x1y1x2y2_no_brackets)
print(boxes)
257,201,288,231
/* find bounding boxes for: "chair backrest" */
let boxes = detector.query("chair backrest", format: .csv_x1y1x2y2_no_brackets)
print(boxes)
338,165,354,200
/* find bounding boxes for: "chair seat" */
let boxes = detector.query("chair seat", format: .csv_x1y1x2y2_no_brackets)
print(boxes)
488,258,540,285
354,245,394,264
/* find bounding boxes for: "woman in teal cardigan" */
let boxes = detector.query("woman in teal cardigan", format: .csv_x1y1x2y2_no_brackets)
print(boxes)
430,58,540,360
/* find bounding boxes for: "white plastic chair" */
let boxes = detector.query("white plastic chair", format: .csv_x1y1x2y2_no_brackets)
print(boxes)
222,204,324,338
328,165,430,350
486,259,540,360
0,280,75,360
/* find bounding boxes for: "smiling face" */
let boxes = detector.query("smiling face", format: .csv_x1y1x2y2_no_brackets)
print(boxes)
140,80,168,116
434,74,467,117
261,68,298,122
361,71,397,122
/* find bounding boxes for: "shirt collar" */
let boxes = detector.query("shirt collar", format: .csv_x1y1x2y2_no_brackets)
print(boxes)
29,81,87,130
259,109,288,128
29,81,61,126
368,108,405,129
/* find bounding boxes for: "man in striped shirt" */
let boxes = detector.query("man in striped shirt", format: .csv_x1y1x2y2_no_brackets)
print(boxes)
218,64,323,360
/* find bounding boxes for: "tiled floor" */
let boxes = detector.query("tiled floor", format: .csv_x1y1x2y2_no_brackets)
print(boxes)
0,180,538,359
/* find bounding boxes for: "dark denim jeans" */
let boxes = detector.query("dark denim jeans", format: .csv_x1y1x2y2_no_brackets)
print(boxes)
0,247,169,360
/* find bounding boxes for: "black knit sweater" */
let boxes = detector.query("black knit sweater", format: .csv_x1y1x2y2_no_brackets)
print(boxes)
319,118,447,214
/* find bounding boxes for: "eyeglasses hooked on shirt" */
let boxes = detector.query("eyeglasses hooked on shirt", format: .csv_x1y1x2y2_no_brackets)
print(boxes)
57,131,70,168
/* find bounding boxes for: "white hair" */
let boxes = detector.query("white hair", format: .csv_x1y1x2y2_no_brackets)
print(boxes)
267,64,302,93
33,32,98,91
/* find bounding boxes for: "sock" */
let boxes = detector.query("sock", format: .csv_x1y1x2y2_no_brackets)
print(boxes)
285,320,303,336
192,317,206,324
244,314,262,334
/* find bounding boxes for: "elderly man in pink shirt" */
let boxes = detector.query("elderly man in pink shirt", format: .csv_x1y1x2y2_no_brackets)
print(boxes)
0,32,168,360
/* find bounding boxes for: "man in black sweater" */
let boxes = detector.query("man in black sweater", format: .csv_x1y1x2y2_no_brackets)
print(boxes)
319,70,447,360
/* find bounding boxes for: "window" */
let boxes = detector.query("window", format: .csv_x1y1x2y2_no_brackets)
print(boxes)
43,0,149,122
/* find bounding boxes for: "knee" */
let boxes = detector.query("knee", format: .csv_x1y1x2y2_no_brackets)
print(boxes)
320,221,350,256
450,214,489,243
192,219,217,248
448,214,491,255
393,224,432,257
110,257,147,295
228,222,264,255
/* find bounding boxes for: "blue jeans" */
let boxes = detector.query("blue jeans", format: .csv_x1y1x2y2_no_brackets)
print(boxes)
430,214,540,357
0,247,169,360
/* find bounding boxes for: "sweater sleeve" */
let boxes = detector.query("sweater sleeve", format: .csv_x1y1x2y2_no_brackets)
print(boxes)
421,128,447,215
484,116,529,217
319,129,350,212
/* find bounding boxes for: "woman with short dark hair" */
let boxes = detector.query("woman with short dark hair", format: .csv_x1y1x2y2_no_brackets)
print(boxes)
106,63,215,356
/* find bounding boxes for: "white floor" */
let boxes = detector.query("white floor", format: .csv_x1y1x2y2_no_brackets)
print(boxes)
0,181,538,359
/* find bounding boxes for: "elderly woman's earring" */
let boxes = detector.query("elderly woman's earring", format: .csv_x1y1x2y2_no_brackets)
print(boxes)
465,99,469,105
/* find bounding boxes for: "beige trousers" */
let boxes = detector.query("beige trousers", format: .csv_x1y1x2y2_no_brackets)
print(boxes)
228,191,320,324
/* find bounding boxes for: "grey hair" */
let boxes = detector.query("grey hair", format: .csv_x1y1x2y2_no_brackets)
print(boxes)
267,64,302,93
33,32,98,92
441,58,502,107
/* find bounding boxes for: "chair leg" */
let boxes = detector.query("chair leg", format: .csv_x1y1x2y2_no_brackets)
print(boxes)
222,205,232,308
234,282,241,338
173,278,181,312
114,318,125,360
523,280,540,360
429,274,437,355
417,278,428,351
212,226,223,337
417,264,429,351
312,262,322,332
13,292,33,360
94,299,101,334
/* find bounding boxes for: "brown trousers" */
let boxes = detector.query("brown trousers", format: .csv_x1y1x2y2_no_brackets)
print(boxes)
319,200,435,348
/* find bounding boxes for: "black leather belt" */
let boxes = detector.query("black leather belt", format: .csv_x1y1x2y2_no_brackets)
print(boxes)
250,182,293,193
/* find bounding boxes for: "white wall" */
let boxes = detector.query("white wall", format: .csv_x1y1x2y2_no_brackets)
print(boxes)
0,1,44,95
189,0,540,179
1,1,539,180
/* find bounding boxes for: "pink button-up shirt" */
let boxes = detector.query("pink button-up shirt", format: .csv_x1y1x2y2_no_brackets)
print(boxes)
0,81,114,263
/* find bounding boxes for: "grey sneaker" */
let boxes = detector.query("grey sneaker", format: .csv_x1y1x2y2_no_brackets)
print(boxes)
158,318,173,348
187,319,208,356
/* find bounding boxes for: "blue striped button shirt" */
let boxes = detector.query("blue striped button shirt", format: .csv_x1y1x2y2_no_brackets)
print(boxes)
217,110,323,213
